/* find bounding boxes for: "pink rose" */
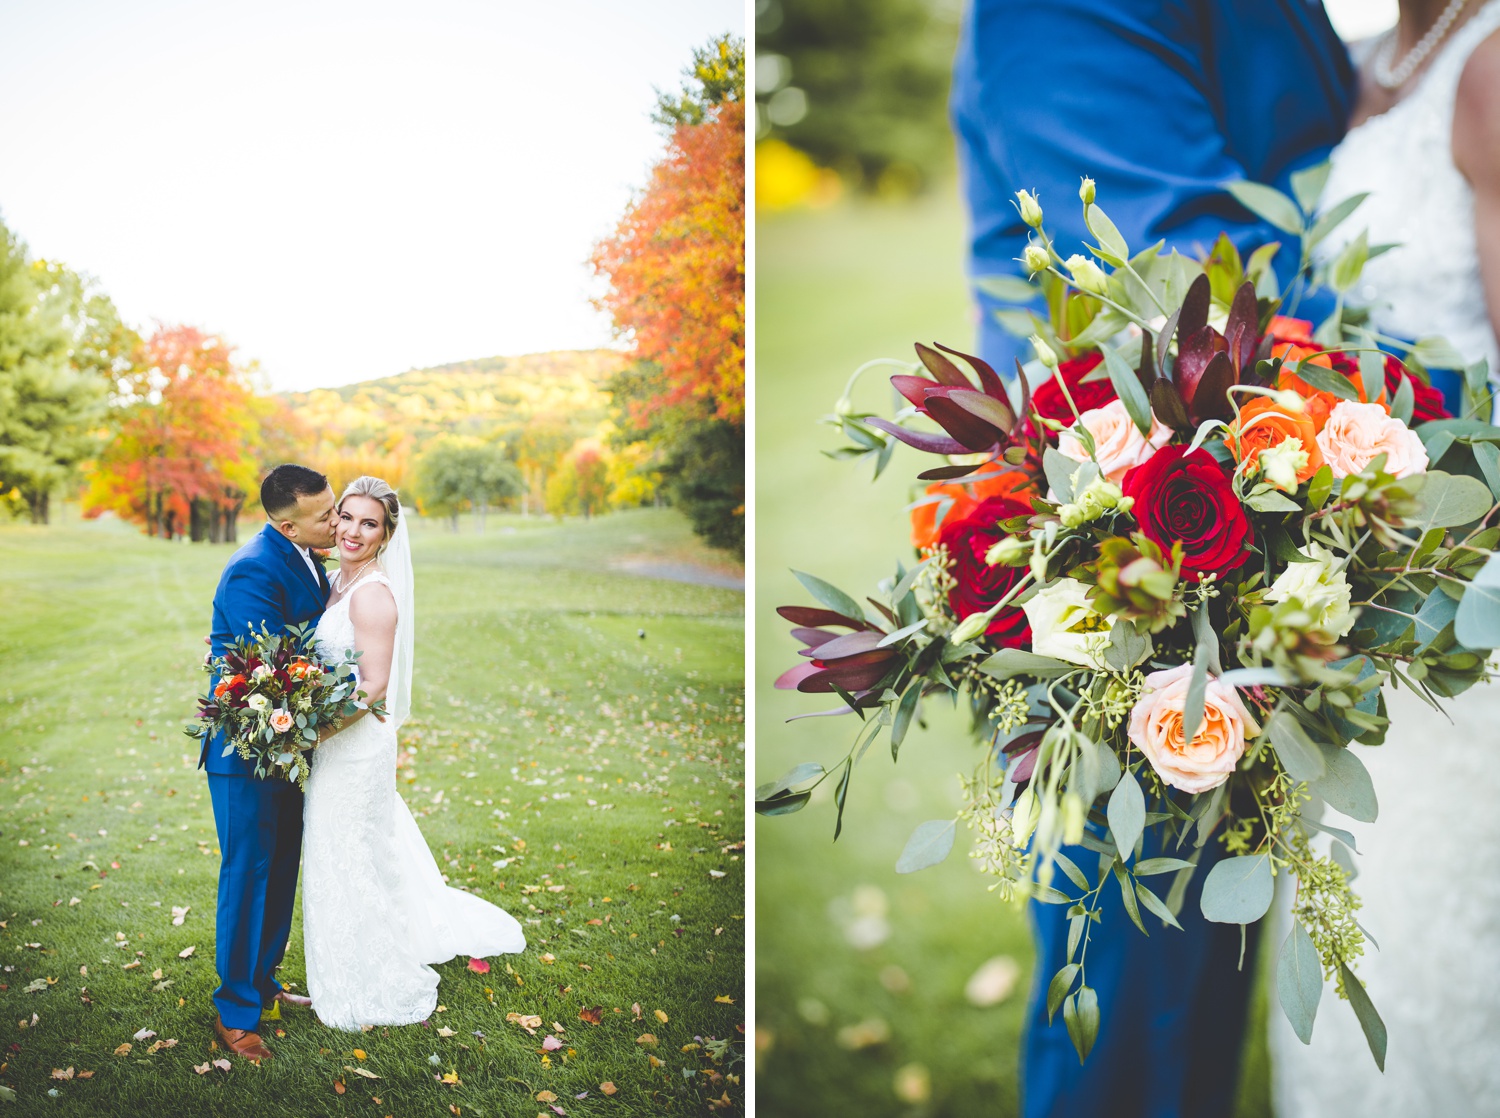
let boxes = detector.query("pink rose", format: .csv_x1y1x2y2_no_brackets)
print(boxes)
1056,399,1174,484
269,709,294,734
1314,400,1429,479
1127,664,1259,794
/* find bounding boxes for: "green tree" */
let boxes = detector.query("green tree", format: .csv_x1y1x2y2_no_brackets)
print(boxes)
0,220,116,523
756,0,959,194
654,33,745,125
414,437,523,532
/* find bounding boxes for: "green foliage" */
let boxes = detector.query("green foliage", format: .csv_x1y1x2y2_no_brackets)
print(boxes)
413,436,524,530
607,362,744,556
756,0,960,193
0,219,118,523
654,33,745,126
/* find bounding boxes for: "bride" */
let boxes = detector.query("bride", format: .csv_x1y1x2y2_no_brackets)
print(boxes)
299,475,525,1030
1271,1,1500,1113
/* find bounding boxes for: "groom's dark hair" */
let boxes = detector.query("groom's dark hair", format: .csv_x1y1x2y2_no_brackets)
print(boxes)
260,464,330,519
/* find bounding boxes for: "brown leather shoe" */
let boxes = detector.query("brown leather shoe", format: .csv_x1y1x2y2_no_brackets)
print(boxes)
214,1016,272,1062
275,990,312,1008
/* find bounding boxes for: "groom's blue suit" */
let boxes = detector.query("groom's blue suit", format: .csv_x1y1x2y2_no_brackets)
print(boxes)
951,3,1354,1116
202,523,329,1030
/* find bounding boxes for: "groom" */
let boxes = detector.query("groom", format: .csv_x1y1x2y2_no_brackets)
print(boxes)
950,2,1355,1116
201,463,335,1061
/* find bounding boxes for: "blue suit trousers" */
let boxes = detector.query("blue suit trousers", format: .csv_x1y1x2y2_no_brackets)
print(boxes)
1021,835,1259,1118
207,773,303,1030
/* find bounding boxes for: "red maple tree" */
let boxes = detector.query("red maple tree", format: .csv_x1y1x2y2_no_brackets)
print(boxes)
591,100,745,423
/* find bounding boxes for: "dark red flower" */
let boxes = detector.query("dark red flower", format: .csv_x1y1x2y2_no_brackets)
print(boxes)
1121,446,1253,581
938,496,1032,646
1383,359,1451,423
1030,353,1116,428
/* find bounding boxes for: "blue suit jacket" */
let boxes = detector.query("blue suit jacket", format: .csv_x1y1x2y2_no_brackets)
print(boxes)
952,0,1357,373
201,523,330,775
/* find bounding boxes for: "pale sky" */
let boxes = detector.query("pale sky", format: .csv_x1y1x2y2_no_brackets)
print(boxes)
0,0,745,390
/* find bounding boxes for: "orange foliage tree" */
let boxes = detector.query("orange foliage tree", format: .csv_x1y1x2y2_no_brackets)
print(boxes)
591,87,745,423
85,325,276,541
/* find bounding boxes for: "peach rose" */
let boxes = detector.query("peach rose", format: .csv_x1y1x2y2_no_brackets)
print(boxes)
269,709,294,734
1056,399,1173,484
1127,664,1259,794
1315,400,1429,479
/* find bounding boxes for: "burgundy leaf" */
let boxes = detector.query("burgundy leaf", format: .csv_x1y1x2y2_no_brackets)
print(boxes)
1189,351,1237,422
1175,325,1229,402
917,462,982,481
864,418,971,456
891,374,936,410
1008,744,1040,783
948,387,1017,435
1226,282,1259,372
789,627,840,649
774,661,824,690
914,342,973,388
810,631,888,660
776,605,869,630
926,394,1002,452
935,342,1007,399
1178,273,1211,337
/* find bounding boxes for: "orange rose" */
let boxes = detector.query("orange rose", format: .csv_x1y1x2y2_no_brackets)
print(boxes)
910,462,1036,551
1274,341,1386,431
1228,396,1324,486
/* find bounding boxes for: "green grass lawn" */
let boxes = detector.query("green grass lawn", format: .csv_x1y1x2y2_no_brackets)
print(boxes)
753,194,1271,1117
0,506,745,1117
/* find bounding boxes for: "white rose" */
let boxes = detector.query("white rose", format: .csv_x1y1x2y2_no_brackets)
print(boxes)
1265,542,1355,637
246,693,270,712
1023,578,1149,669
1056,399,1173,483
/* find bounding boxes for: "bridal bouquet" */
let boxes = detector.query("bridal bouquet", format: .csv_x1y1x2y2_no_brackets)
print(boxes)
186,622,384,787
757,176,1500,1068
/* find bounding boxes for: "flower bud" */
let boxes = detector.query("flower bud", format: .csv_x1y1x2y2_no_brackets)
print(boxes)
949,610,991,646
1010,788,1039,847
1016,190,1044,228
1062,792,1086,845
834,395,856,417
1029,334,1059,369
1022,244,1051,275
985,535,1028,566
1079,177,1096,204
1065,254,1110,295
1058,502,1086,529
1274,390,1307,413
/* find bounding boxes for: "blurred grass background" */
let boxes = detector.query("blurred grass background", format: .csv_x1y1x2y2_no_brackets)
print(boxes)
753,194,1274,1116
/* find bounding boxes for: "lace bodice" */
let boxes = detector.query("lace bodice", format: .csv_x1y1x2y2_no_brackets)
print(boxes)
313,569,392,663
1316,2,1500,376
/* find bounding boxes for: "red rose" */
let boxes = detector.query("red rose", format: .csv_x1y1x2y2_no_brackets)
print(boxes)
1121,446,1253,581
1383,359,1451,423
938,496,1032,647
1031,353,1117,428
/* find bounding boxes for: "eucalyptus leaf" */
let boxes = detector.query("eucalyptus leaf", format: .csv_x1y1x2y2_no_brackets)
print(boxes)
975,273,1042,303
978,648,1073,680
1267,712,1326,783
1180,641,1213,750
1200,853,1274,924
1132,857,1198,876
1047,963,1081,1023
1389,373,1415,425
1104,619,1150,672
1290,162,1331,214
1407,471,1492,531
890,680,921,756
1101,343,1154,437
1294,359,1360,402
1107,770,1146,860
1244,487,1303,513
792,570,866,622
1341,964,1387,1071
1044,447,1080,502
755,762,825,801
1134,880,1182,930
1309,741,1378,823
1413,591,1459,650
895,819,957,874
1225,180,1303,236
1085,203,1130,264
1456,552,1500,649
1411,335,1468,370
1472,440,1500,501
1306,191,1369,250
1276,922,1323,1044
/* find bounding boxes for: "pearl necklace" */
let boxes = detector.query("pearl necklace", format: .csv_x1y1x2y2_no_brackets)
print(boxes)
332,554,379,594
1372,0,1469,90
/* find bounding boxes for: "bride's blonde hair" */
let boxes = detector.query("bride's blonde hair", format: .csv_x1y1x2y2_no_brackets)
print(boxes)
338,476,401,545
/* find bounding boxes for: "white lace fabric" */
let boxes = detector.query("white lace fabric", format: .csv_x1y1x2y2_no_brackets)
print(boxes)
301,570,525,1031
1273,9,1500,1111
1316,2,1500,377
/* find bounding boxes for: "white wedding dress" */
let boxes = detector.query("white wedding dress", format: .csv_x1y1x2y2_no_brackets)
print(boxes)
1270,6,1500,1115
301,534,525,1031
